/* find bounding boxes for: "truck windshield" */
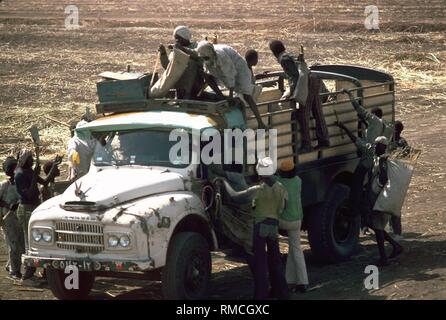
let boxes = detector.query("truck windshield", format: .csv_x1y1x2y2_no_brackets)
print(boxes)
91,129,190,168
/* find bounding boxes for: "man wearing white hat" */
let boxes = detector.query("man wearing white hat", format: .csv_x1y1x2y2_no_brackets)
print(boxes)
217,157,289,299
158,26,204,99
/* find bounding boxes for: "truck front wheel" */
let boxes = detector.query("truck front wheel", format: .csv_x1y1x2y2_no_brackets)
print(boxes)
162,232,211,300
307,183,360,263
46,268,95,300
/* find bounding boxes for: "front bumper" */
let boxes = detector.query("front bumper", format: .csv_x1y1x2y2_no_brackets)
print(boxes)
22,255,155,272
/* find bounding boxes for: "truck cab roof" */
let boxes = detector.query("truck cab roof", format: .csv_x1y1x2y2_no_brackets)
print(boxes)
77,110,222,133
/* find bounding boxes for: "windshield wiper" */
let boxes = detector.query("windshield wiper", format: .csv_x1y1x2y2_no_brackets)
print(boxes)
94,161,113,167
112,159,130,166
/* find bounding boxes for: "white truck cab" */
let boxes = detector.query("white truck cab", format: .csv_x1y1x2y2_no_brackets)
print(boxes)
24,109,228,299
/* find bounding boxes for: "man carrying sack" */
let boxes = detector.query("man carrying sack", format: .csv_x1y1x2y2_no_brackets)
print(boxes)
153,26,204,99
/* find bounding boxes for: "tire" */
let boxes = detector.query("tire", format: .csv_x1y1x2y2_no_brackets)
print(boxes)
307,183,360,263
46,268,95,300
162,232,211,300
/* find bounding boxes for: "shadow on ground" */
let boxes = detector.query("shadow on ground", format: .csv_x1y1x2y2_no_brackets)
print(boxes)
82,232,446,300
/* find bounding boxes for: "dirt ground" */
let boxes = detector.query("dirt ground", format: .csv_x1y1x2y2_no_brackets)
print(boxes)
0,0,445,300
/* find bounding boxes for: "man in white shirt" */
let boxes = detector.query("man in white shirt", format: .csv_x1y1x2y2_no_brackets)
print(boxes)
67,120,96,181
196,41,267,129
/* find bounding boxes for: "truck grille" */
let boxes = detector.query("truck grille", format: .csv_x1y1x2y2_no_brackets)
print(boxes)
55,221,104,254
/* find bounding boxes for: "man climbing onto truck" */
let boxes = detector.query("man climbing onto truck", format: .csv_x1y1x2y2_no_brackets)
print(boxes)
269,40,330,152
335,122,403,266
341,88,394,225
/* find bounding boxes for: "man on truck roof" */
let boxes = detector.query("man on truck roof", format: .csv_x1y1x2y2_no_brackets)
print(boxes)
196,40,267,129
244,49,262,102
158,26,204,99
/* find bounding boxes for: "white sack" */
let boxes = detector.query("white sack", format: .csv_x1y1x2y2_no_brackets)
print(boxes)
373,159,414,217
150,48,190,98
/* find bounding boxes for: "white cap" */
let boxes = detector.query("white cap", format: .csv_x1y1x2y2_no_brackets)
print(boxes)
374,136,389,145
173,26,191,41
256,157,276,176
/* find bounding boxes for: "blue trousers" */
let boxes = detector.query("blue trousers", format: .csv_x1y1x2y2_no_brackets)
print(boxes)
252,218,289,299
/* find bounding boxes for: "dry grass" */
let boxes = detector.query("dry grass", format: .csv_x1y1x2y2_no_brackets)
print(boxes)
0,1,445,163
1,0,446,300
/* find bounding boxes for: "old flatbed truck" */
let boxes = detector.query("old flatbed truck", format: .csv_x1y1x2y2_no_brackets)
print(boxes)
23,64,395,299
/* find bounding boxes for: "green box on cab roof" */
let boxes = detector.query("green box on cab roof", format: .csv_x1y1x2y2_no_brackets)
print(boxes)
96,72,151,103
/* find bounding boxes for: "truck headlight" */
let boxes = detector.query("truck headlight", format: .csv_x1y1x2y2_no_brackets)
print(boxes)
119,235,131,248
31,227,54,245
32,229,42,242
106,233,132,249
42,231,52,243
108,235,119,247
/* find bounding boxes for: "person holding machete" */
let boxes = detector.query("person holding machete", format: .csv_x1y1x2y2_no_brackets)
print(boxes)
15,148,61,282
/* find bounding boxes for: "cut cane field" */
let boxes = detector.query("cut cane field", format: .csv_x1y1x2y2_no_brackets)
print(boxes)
0,0,445,299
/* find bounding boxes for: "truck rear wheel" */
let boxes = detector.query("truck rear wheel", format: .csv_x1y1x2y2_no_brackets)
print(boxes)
46,268,95,300
162,232,211,300
307,183,360,263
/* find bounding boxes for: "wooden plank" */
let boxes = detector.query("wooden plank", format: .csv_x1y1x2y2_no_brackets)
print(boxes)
321,143,357,158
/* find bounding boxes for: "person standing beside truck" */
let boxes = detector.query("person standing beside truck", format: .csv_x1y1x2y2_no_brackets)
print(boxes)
388,120,410,156
335,124,403,266
196,40,267,129
335,119,374,222
0,156,25,280
363,136,404,266
41,157,62,202
67,120,95,181
15,149,60,281
276,159,309,293
268,40,330,152
218,157,290,299
342,88,394,224
388,120,410,241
